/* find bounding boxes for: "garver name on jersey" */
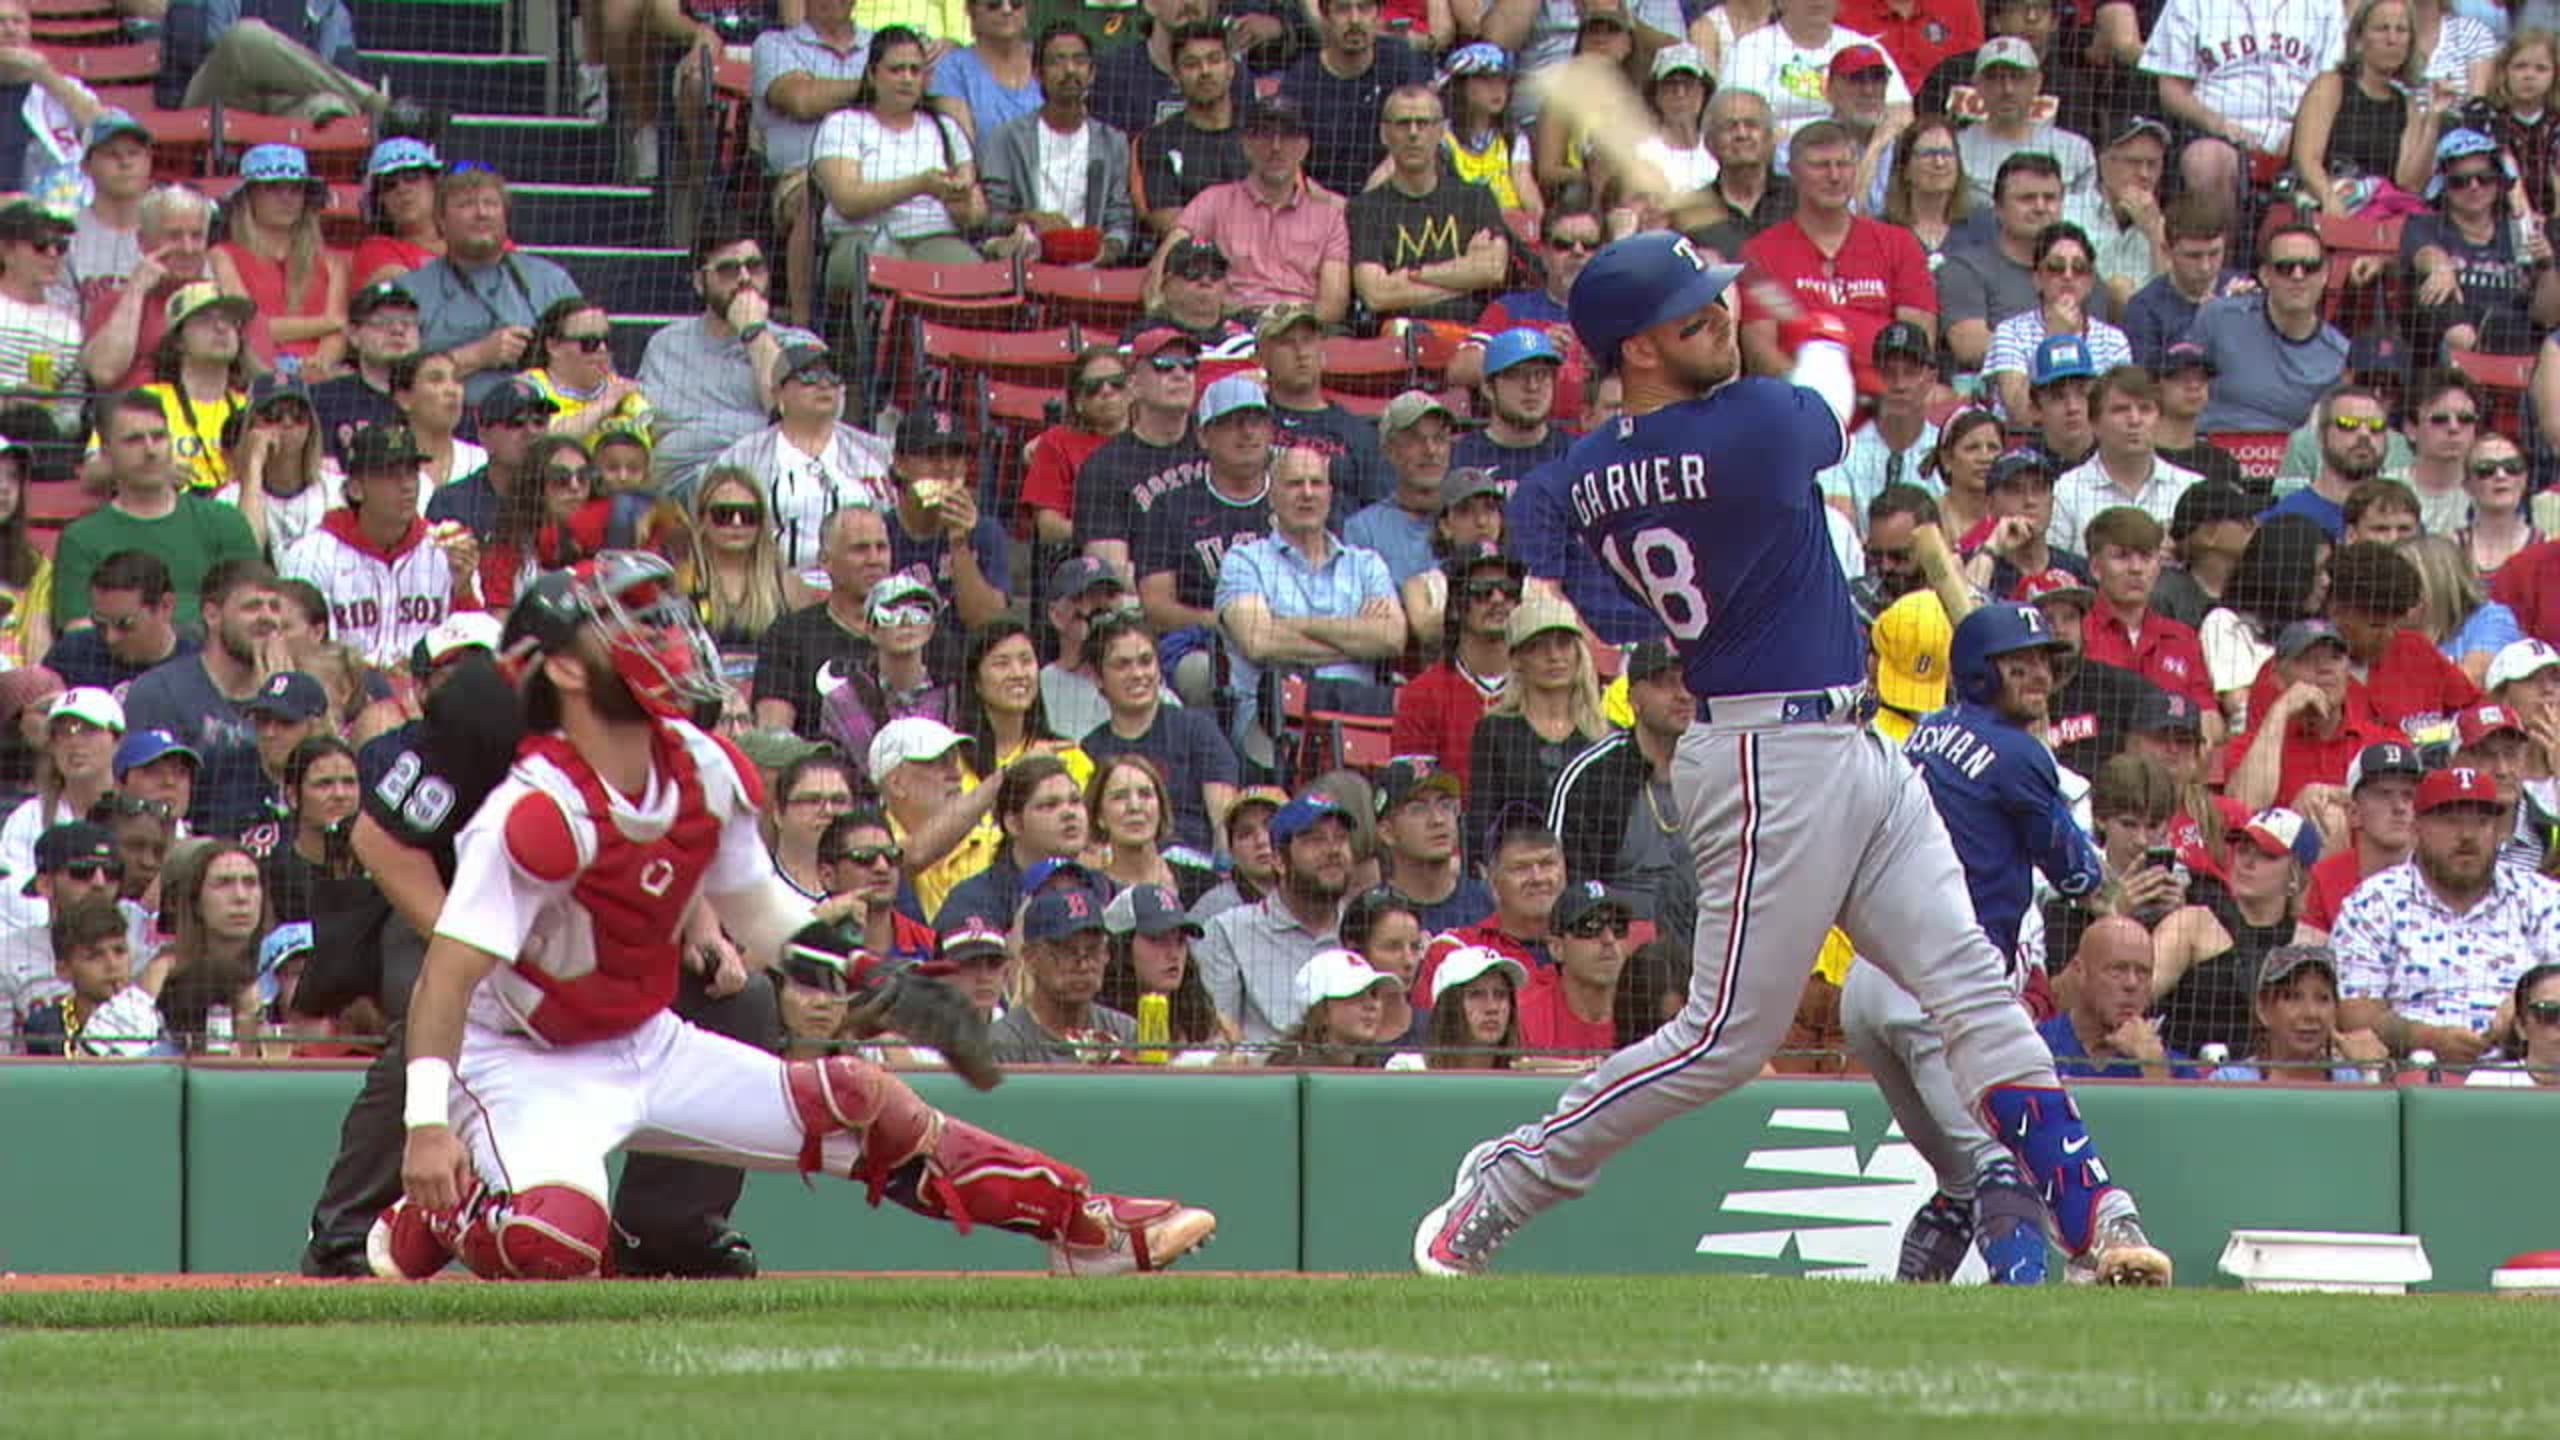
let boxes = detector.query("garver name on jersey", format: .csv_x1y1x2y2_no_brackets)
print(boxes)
2198,33,2317,68
1569,452,1711,528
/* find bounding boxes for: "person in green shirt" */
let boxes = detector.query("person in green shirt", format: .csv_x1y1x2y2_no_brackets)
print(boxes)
52,389,261,628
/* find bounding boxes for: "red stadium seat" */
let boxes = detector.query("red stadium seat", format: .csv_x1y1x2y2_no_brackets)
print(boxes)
54,40,158,85
1322,388,1389,417
1024,263,1146,333
25,479,99,526
867,255,1020,327
1322,332,1414,396
2449,348,2536,439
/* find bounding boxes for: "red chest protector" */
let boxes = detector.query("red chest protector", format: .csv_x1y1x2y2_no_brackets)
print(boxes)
502,726,725,1045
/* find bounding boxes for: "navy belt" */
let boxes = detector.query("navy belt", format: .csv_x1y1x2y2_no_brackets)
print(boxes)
1697,686,1868,728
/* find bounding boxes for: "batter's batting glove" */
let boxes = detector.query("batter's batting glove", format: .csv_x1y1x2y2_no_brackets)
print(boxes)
783,922,1004,1092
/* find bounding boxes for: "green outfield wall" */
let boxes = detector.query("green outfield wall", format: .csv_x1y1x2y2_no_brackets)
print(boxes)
1,1064,2544,1290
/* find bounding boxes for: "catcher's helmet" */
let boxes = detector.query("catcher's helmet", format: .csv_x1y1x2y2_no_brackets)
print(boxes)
1951,602,2070,707
503,550,727,720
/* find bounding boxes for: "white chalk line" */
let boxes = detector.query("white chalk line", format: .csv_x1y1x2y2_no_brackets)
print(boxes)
635,1339,2544,1429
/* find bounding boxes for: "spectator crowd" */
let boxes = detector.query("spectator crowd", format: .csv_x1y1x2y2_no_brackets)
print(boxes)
7,0,2560,1089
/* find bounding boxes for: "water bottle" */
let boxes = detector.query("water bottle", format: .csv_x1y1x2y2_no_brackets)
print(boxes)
1134,993,1170,1065
205,1004,234,1057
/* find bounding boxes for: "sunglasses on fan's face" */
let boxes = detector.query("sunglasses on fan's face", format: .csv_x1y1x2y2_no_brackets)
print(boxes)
2266,255,2326,279
2040,256,2094,276
704,254,770,280
2426,408,2480,428
2444,168,2503,191
1464,578,1523,603
2525,999,2560,1024
558,332,612,353
1567,915,1633,940
1148,354,1198,373
831,844,905,868
706,502,763,526
2330,414,2389,434
2473,456,2528,477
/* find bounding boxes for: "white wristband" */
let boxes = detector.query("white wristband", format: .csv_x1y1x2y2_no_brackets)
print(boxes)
404,1057,455,1131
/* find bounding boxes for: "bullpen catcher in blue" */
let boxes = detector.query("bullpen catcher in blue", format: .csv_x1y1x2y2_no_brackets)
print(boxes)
1412,233,2173,1286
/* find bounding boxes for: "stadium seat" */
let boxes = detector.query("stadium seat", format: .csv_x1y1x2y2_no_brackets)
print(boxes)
1025,263,1147,333
2449,348,2536,440
920,322,1080,399
24,479,99,527
1322,332,1414,397
53,39,158,85
1323,390,1389,417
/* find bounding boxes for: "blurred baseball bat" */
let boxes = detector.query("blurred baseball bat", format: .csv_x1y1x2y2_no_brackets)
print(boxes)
1908,523,1977,623
1531,56,1722,229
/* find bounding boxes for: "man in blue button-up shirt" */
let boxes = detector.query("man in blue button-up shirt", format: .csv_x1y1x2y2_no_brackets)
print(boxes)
1216,442,1404,757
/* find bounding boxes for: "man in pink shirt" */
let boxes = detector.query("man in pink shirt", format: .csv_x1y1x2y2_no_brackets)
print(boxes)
1153,98,1350,326
1738,118,1935,393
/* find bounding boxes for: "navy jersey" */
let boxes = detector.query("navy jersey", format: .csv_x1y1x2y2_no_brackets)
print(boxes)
1901,699,2104,960
1561,376,1858,697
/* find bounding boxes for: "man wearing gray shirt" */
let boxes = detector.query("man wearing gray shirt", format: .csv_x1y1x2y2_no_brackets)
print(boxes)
640,226,820,493
987,886,1140,1064
403,167,583,405
1196,790,1357,1044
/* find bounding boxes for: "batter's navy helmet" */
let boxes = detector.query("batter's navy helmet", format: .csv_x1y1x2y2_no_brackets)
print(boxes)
1951,602,2069,706
1568,232,1743,372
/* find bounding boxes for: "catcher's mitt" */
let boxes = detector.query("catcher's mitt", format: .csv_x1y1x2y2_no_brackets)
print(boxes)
784,922,1002,1091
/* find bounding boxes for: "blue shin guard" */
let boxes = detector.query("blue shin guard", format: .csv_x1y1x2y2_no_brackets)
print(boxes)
1970,1157,2050,1285
1980,1085,2118,1257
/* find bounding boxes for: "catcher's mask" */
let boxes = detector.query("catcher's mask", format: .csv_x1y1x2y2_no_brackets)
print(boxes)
505,550,728,721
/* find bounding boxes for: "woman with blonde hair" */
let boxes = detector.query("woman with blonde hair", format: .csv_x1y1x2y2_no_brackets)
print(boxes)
2401,532,2524,682
680,464,790,652
2486,29,2560,212
2456,430,2541,576
211,144,350,374
1464,591,1608,871
2291,0,2440,219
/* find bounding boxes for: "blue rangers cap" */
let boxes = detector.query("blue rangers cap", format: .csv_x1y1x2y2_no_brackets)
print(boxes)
1481,326,1564,378
1568,232,1743,373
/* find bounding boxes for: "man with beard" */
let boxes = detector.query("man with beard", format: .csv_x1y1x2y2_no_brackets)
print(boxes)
1374,757,1492,937
1844,601,2106,1286
642,229,819,495
1547,640,1699,961
2332,765,2560,1062
1451,329,1573,488
1197,789,1358,1042
980,26,1137,267
987,884,1137,1063
1847,483,1939,629
2261,385,2389,541
1392,541,1519,784
119,556,287,836
1135,22,1247,237
2017,566,2171,780
375,552,1216,1281
401,167,582,407
1090,0,1254,139
1278,0,1433,197
1451,203,1603,424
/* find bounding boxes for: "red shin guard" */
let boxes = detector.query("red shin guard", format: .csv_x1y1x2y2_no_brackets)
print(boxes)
453,1184,612,1281
784,1055,1094,1241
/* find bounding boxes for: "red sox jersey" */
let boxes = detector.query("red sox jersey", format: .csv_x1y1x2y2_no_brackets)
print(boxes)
2139,0,2345,152
279,510,458,669
437,719,767,1046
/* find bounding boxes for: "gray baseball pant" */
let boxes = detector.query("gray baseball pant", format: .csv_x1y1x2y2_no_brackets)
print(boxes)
1476,700,2062,1218
1839,960,2009,1201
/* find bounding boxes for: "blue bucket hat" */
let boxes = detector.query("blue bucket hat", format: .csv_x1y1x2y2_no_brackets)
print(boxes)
240,143,328,202
2428,128,2512,199
365,136,444,183
256,922,315,1006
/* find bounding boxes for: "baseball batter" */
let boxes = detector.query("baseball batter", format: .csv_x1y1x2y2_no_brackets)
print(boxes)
375,553,1216,1280
1413,233,2172,1285
1844,603,2141,1287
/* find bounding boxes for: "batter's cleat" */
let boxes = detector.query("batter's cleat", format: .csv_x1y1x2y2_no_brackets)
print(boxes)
366,1198,456,1281
1971,1159,2050,1286
615,1228,760,1280
2075,1211,2173,1288
1047,1195,1217,1276
1896,1191,1975,1283
1414,1172,1523,1277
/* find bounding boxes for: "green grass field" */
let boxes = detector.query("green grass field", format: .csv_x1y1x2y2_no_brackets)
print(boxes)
1,1276,2548,1438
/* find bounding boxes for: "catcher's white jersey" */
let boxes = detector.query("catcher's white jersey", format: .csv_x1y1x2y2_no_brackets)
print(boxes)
2140,0,2346,152
278,510,456,668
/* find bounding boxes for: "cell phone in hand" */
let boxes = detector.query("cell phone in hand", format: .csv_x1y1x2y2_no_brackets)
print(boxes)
2143,846,2177,871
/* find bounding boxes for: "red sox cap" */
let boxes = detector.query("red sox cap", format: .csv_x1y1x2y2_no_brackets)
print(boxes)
1568,232,1743,372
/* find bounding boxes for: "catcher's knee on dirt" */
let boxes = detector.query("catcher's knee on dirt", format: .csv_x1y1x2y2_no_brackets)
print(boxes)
454,1184,612,1280
786,1055,1096,1242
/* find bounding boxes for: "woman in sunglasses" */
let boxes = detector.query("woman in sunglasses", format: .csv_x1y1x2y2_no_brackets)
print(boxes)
1986,221,2134,420
524,298,653,445
477,434,601,609
221,379,333,556
353,137,446,291
680,465,790,651
2457,430,2543,580
1398,472,1511,655
2406,127,2557,360
212,144,350,374
2467,961,2560,1085
818,574,954,765
1019,346,1131,547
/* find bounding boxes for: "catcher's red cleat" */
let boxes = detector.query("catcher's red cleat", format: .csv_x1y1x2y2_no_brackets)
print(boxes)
1047,1195,1217,1276
367,1197,458,1281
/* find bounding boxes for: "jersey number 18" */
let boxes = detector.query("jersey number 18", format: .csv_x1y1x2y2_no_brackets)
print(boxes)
1599,527,1711,641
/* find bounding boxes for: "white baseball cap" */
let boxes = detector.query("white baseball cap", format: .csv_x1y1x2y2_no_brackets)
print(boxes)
413,610,503,674
2485,637,2560,694
1429,945,1529,1006
47,686,126,733
867,716,968,785
1294,948,1401,1015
